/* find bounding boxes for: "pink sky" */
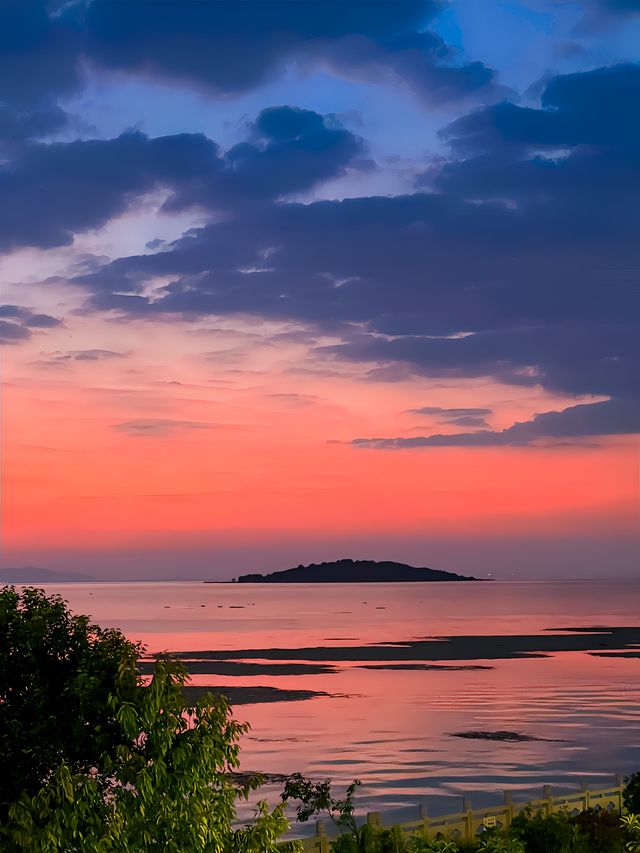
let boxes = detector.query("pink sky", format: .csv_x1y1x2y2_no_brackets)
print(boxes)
2,3,639,580
3,308,637,579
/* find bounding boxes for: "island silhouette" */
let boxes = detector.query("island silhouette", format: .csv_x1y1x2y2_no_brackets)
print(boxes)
232,558,480,583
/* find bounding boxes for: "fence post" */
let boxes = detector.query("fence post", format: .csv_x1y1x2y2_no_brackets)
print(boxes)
616,774,625,812
315,819,329,853
462,797,473,843
367,812,381,828
543,785,553,816
504,790,514,826
419,802,430,838
580,779,590,811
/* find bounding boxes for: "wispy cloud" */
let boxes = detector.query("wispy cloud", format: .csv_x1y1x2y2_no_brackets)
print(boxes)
111,419,219,437
407,406,493,417
445,415,490,427
48,349,128,362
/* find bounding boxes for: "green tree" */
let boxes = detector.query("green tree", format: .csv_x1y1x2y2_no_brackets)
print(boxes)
2,656,301,851
625,775,640,816
1,587,300,851
283,773,363,850
0,586,140,816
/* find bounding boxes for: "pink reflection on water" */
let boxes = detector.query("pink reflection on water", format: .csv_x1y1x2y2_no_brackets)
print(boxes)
40,580,640,813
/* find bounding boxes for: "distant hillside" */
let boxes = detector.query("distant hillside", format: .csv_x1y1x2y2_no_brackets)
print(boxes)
0,566,95,584
235,558,480,583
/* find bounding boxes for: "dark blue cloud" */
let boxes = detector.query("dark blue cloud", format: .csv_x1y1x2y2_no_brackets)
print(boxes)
441,64,640,153
0,131,220,250
0,107,362,250
168,106,366,210
569,0,640,27
0,304,61,344
353,398,640,447
67,62,640,441
322,323,640,399
0,104,68,145
0,319,31,345
83,0,496,106
255,105,328,141
323,27,499,105
84,0,436,72
0,0,498,135
0,14,637,446
0,2,82,149
76,183,639,353
0,1,82,109
591,0,640,12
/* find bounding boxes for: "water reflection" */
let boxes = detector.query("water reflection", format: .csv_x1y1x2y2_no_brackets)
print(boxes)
44,580,640,816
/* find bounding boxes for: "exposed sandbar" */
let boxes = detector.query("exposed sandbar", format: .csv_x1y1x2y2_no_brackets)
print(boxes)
144,659,336,676
170,626,640,664
183,685,329,705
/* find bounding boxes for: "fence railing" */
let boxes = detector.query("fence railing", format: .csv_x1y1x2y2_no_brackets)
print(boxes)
301,775,626,851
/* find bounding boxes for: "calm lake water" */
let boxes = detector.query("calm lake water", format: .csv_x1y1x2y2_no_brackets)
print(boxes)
41,580,640,825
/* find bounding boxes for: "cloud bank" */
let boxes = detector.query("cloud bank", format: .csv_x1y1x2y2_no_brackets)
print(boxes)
1,6,638,445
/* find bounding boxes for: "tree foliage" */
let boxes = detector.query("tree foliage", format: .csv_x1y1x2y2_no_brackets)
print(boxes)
477,833,525,853
508,809,586,853
0,586,140,815
281,775,460,853
569,807,625,852
3,656,301,852
621,814,640,853
282,776,639,853
0,587,300,851
283,773,362,837
625,775,640,816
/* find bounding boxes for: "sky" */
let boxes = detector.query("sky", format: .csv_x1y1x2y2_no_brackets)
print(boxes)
1,0,639,580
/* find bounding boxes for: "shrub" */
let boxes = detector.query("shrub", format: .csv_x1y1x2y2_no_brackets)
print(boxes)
621,814,640,853
625,776,640,816
569,807,625,852
410,837,460,852
331,827,461,853
478,831,525,853
508,808,587,853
